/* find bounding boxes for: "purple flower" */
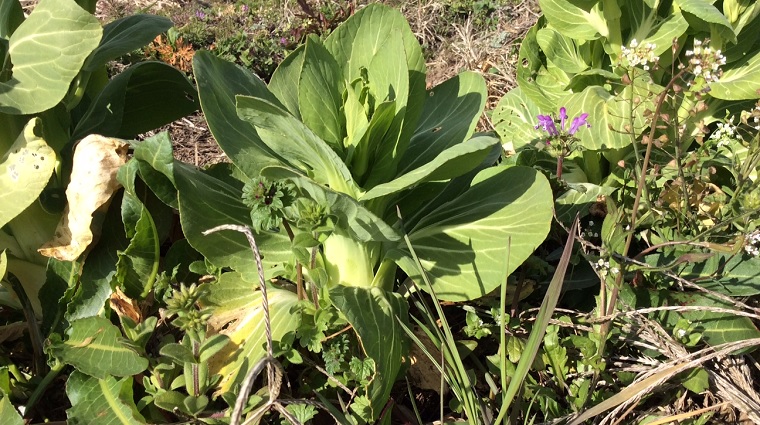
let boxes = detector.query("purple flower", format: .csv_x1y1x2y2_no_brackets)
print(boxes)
241,4,249,13
559,107,568,131
535,114,559,136
568,113,590,135
195,10,206,20
535,108,590,137
280,37,288,46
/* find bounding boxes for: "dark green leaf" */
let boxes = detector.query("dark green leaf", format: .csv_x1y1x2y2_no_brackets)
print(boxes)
84,14,172,71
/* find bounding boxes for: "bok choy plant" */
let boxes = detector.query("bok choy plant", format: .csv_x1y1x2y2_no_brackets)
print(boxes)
132,3,553,420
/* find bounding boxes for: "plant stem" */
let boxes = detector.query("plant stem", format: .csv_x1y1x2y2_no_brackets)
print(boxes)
7,273,46,375
24,361,64,417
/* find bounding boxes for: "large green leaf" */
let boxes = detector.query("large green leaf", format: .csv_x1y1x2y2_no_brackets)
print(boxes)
398,72,487,176
193,51,285,178
492,87,546,152
362,135,498,202
536,28,589,74
298,37,345,151
66,371,145,425
236,96,356,195
623,1,689,58
0,0,101,114
84,14,172,71
324,3,426,163
563,85,633,150
0,118,56,229
330,286,408,421
0,395,22,425
48,316,148,378
131,133,177,208
261,166,401,243
516,21,566,111
174,163,292,280
677,0,736,42
389,166,553,301
73,62,198,139
555,182,616,223
710,50,760,100
538,0,608,41
268,45,304,119
202,272,300,393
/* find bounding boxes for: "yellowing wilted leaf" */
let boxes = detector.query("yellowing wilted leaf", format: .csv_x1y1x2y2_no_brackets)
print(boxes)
38,135,128,261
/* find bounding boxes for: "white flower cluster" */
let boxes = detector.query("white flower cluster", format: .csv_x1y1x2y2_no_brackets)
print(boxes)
710,116,740,147
745,230,760,257
685,39,726,85
621,39,659,71
592,258,620,277
584,220,600,238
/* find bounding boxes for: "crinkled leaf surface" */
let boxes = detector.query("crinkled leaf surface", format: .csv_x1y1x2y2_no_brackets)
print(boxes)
0,0,101,114
0,118,55,229
536,28,589,74
66,371,145,425
84,14,171,71
48,316,148,379
492,87,546,152
193,51,285,178
174,163,292,280
390,165,553,301
710,50,760,100
538,0,608,41
330,286,408,421
202,272,300,393
516,22,565,111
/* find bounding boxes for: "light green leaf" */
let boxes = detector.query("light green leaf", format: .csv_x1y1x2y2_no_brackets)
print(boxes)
399,72,487,176
268,45,304,119
261,166,401,242
390,166,553,301
564,86,632,150
330,286,408,421
538,0,608,41
298,36,345,151
536,28,589,74
48,316,148,379
710,50,760,100
0,395,23,425
132,133,177,208
192,51,285,178
73,61,198,139
624,3,689,59
0,0,101,114
362,135,498,202
236,95,357,195
324,3,426,161
516,22,567,111
174,162,292,280
66,371,145,425
0,118,56,229
202,272,300,394
492,87,546,152
84,14,171,71
677,0,736,42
